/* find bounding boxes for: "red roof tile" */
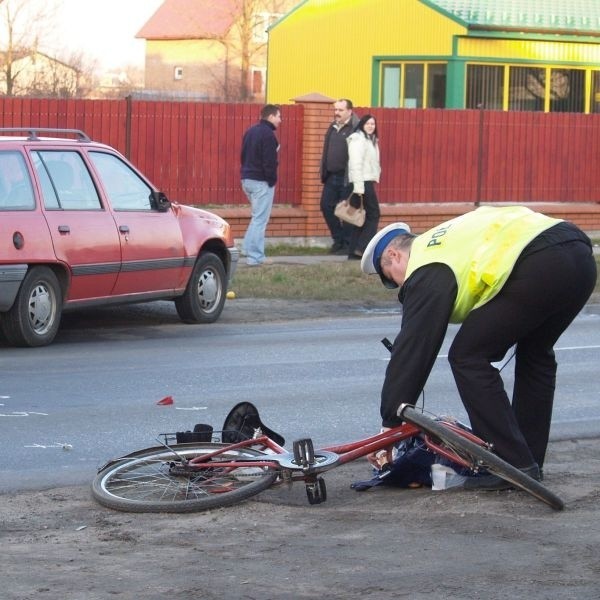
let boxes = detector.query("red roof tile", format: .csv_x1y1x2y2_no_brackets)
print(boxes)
136,0,241,40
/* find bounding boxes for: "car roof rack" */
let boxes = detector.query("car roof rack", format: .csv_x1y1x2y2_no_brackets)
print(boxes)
0,127,91,142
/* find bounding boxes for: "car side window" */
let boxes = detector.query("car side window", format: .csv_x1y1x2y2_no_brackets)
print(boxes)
89,151,152,211
32,151,101,210
0,151,35,210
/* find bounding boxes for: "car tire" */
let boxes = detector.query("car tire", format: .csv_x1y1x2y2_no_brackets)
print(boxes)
175,252,226,324
1,266,62,347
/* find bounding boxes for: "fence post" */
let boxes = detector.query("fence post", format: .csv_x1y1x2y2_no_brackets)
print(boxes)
293,93,335,240
125,95,133,160
476,103,484,207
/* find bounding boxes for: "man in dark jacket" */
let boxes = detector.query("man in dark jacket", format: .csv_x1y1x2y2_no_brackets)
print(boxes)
320,98,359,254
240,104,281,266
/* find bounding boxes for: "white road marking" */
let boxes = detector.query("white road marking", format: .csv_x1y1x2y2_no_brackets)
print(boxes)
0,411,49,417
24,442,73,450
380,344,600,362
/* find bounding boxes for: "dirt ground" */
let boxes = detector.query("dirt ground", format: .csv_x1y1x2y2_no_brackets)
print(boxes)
2,298,600,600
2,438,599,600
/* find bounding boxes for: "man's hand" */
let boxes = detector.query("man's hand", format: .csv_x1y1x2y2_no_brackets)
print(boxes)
366,427,393,469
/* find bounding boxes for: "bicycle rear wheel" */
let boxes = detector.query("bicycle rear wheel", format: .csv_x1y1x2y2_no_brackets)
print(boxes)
400,406,564,511
92,443,279,513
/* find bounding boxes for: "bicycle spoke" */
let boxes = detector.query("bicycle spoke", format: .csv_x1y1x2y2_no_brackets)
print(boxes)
92,444,279,513
400,406,565,510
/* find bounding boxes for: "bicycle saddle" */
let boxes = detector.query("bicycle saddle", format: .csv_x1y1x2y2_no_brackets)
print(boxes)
221,401,285,446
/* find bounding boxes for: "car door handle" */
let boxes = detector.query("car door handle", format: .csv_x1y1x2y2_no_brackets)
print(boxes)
58,225,70,234
119,225,130,234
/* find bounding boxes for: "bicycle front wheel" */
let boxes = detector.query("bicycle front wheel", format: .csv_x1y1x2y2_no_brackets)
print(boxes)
92,443,279,513
400,406,564,511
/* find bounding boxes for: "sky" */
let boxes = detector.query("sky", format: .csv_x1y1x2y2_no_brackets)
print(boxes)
46,0,164,71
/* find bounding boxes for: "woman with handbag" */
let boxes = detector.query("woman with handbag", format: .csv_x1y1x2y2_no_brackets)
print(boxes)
346,114,381,260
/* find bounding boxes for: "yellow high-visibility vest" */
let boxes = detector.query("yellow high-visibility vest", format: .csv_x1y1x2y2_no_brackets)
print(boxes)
405,206,562,323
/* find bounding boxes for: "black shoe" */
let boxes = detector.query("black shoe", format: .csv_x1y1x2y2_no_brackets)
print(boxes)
463,463,541,491
330,241,343,254
334,244,349,255
347,253,361,260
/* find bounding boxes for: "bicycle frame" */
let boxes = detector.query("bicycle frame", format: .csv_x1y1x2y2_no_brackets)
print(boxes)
93,402,564,512
184,415,491,480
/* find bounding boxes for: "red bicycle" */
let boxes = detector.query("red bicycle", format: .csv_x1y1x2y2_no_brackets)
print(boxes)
92,401,564,512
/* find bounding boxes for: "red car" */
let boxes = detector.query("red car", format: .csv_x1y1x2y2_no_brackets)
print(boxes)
0,127,239,347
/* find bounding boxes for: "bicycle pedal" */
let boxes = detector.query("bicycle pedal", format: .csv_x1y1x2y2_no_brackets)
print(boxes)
293,438,315,468
305,477,327,505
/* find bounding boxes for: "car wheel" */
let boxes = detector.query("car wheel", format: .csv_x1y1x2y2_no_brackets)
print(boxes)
175,252,226,324
1,266,62,347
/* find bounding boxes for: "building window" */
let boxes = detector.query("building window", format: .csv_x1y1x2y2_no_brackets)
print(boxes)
591,71,600,114
382,65,401,108
380,62,446,108
252,12,283,43
427,64,446,108
466,64,503,110
549,68,584,113
404,64,424,108
174,67,183,81
509,66,545,111
252,67,265,96
468,64,586,113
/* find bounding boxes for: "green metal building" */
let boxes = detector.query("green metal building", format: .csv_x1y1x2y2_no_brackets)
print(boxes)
268,0,600,112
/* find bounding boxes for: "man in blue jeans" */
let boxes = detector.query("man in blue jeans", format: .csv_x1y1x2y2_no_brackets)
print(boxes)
240,104,281,266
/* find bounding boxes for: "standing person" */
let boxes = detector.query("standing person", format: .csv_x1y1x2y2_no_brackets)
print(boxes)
346,114,381,260
360,206,596,489
319,98,359,254
240,104,281,266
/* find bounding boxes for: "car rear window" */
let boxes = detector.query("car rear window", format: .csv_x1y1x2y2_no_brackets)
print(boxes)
32,150,102,210
0,151,35,210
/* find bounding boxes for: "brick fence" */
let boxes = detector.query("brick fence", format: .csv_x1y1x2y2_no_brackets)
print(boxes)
2,95,599,239
215,94,600,240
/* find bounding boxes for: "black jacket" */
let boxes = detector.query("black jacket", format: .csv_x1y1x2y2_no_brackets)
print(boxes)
319,113,360,183
380,221,592,427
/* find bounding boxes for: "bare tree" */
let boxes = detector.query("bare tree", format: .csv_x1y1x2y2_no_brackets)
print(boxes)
95,64,146,99
0,0,60,96
217,0,294,102
236,0,260,101
236,0,293,100
54,50,100,98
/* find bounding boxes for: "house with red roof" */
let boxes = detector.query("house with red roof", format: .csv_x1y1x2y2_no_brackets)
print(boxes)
136,0,298,101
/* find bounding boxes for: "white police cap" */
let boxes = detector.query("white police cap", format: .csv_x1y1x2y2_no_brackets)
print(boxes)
360,222,411,288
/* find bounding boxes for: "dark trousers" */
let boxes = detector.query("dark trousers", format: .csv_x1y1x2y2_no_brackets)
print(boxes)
320,173,353,246
348,181,381,255
448,239,597,468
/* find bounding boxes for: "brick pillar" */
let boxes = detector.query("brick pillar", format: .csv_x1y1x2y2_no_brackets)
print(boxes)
293,93,335,239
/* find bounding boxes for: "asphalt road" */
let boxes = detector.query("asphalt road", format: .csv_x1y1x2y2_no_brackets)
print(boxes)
1,301,599,493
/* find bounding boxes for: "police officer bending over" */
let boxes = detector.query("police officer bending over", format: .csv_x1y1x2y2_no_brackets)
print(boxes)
361,206,597,490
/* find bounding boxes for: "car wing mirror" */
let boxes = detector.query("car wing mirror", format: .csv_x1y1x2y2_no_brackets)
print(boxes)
150,190,171,212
